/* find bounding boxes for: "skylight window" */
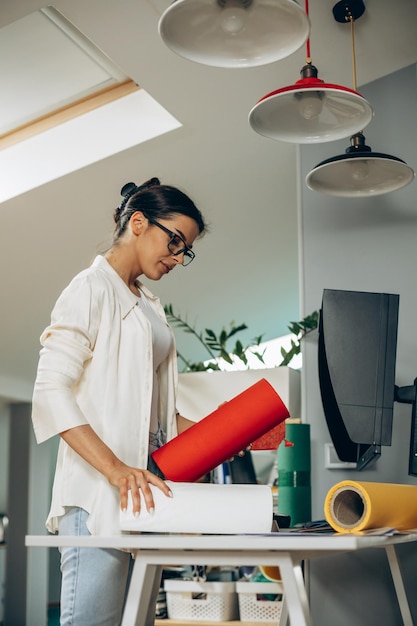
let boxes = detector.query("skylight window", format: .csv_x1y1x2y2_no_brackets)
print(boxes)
0,6,181,202
0,6,135,140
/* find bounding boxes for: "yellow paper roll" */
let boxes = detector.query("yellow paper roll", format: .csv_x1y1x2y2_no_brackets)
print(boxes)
324,480,417,533
259,565,282,581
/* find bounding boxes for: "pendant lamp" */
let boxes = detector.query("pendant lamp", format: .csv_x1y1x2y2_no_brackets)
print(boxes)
305,132,415,197
305,0,415,197
248,0,373,143
158,0,310,68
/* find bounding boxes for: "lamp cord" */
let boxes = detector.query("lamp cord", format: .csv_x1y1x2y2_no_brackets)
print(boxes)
304,0,311,63
305,0,358,91
349,15,358,91
347,8,363,136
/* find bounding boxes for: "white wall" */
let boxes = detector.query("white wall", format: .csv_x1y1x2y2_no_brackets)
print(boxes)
299,63,417,625
0,403,10,512
300,62,417,517
0,404,9,626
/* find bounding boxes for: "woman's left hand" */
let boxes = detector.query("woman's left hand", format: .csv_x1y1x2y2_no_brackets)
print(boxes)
230,444,252,460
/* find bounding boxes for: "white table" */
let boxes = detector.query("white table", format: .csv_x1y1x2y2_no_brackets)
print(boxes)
26,531,417,626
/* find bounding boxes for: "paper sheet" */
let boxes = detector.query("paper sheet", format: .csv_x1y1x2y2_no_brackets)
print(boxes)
324,480,417,533
120,481,273,534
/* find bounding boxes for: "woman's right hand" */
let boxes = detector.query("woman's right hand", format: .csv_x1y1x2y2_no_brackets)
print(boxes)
60,424,172,517
106,463,172,516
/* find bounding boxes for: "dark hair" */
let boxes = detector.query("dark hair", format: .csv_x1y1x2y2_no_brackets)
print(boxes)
113,177,206,243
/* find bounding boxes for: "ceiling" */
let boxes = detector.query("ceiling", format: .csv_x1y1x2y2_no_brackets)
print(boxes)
0,0,416,402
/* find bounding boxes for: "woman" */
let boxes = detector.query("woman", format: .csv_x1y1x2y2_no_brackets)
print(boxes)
31,177,206,625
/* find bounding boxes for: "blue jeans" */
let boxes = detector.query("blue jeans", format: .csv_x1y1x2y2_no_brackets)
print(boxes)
58,507,133,626
58,450,165,625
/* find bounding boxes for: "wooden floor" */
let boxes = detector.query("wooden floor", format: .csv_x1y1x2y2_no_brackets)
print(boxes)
50,611,266,625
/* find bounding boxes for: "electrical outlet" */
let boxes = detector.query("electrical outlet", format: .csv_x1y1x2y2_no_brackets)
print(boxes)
324,443,357,469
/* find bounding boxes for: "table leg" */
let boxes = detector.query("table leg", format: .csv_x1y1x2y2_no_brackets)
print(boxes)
385,544,413,626
279,594,290,626
121,555,163,626
278,553,312,626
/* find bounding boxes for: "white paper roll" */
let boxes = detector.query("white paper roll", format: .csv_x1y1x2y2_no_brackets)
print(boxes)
120,481,273,534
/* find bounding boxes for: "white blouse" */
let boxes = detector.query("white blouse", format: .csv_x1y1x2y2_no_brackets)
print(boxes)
31,255,179,535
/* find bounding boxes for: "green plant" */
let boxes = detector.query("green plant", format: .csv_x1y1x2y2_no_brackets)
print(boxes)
164,304,319,373
279,310,319,366
164,304,266,372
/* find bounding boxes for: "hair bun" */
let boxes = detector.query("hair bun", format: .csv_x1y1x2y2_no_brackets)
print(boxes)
120,182,138,198
117,177,161,219
141,177,160,189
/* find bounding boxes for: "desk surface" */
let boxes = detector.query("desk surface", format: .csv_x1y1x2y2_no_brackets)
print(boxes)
25,531,417,552
27,532,417,626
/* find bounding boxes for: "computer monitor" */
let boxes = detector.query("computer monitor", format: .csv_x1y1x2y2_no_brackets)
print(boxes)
318,288,417,475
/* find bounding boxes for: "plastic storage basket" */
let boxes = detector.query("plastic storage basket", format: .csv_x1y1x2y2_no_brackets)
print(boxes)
164,579,238,622
236,581,284,623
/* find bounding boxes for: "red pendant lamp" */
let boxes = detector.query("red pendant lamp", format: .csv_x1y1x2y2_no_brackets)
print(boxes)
158,0,310,69
248,0,373,143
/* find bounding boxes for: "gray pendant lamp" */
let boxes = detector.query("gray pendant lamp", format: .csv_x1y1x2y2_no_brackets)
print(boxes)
306,133,415,197
248,0,373,143
305,1,415,197
158,0,310,68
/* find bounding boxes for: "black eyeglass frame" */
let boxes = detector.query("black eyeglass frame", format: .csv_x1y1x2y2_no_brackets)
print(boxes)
147,218,195,266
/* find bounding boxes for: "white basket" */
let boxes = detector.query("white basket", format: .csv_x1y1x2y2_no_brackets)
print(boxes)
236,581,284,623
164,579,238,622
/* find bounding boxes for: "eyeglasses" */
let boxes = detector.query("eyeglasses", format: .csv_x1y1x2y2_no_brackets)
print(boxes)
147,218,195,266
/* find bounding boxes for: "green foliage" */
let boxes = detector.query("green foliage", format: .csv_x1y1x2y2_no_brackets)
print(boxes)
164,304,266,372
279,310,319,366
164,304,319,372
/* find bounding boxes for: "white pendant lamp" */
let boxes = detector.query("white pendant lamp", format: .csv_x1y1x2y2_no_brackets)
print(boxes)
305,133,415,197
158,0,310,68
248,0,373,143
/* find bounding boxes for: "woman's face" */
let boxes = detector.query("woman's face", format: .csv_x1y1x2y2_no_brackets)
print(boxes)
134,213,200,280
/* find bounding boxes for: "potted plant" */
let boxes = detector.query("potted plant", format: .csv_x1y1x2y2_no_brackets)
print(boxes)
164,304,318,373
164,304,318,433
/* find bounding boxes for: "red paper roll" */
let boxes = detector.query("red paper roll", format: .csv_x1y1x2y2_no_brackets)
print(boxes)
152,378,290,482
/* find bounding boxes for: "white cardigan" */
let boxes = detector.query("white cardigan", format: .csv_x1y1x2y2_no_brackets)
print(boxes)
31,255,179,535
